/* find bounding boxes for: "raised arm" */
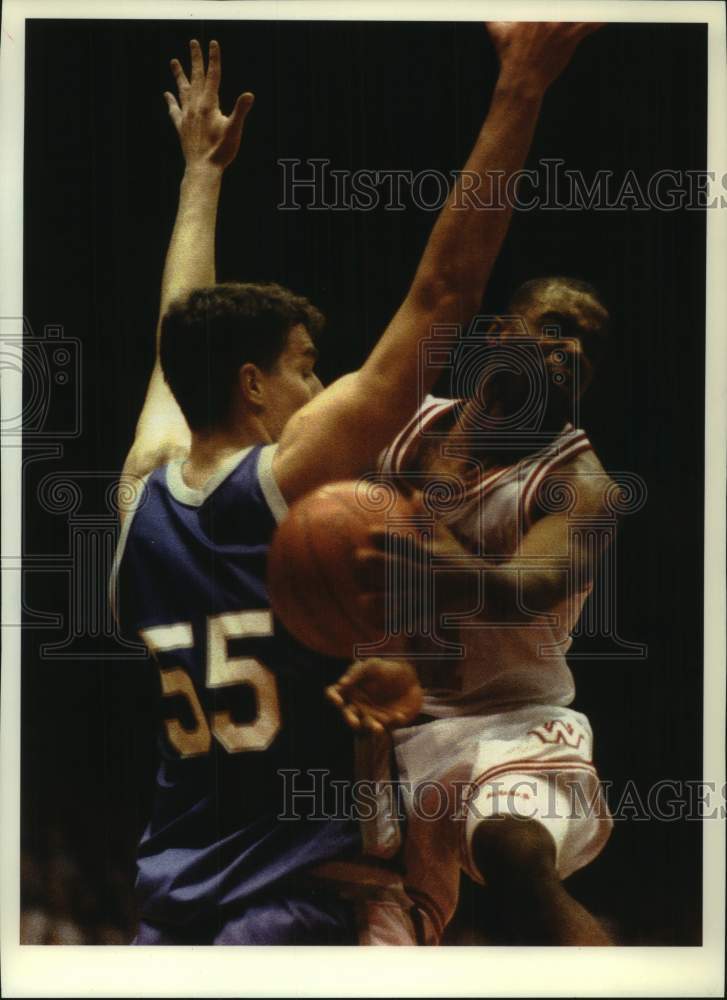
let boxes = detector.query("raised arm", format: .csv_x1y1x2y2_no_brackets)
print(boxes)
273,22,601,503
121,39,254,485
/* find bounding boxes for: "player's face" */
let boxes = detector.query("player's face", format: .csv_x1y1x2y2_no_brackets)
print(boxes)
262,324,322,440
502,301,599,399
533,326,593,399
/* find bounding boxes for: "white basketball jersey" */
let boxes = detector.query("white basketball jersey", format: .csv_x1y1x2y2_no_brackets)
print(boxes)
379,396,594,717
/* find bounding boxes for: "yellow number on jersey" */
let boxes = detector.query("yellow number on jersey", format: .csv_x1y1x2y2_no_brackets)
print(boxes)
140,612,281,758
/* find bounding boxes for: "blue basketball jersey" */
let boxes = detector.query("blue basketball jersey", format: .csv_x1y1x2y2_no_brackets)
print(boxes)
111,444,364,926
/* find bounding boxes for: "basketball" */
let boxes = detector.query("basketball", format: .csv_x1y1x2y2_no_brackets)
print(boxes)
267,480,420,659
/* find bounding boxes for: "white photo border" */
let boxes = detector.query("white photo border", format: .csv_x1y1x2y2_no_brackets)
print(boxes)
1,1,725,996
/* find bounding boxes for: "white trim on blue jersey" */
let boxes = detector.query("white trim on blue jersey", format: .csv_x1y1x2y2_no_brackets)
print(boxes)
109,444,289,629
108,471,151,626
165,446,254,507
257,444,289,525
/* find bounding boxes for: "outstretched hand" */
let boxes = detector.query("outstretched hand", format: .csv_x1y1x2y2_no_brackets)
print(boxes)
165,39,254,169
486,21,604,92
326,658,423,735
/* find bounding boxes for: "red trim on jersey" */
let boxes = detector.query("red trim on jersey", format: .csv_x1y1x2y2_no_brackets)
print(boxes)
383,408,594,537
467,755,597,795
381,398,454,476
527,718,587,748
396,398,457,474
389,398,519,503
458,760,606,880
522,433,592,530
447,426,590,508
461,462,513,502
404,756,604,938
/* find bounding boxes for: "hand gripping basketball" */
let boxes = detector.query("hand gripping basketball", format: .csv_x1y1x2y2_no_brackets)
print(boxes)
267,480,422,659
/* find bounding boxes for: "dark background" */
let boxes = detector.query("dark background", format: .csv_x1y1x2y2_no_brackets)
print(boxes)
21,19,706,945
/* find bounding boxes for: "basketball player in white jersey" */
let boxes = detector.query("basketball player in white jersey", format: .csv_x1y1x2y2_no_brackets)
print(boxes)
119,26,602,943
334,281,617,945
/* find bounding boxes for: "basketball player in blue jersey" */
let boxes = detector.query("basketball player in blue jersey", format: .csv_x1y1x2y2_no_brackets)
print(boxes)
113,26,599,945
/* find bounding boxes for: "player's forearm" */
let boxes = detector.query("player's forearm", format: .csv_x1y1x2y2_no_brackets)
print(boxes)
441,564,567,624
360,72,544,407
488,565,568,622
410,20,599,325
157,163,224,343
410,72,543,323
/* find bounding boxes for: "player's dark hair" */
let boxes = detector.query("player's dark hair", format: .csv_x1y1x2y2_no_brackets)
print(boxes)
160,282,324,432
507,276,610,366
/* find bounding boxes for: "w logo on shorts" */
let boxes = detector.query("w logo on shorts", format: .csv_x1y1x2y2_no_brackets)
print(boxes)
528,719,586,748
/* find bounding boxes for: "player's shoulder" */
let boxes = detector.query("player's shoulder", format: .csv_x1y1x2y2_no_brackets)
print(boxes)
556,441,606,477
121,435,189,486
124,444,269,519
378,394,457,474
118,444,281,563
421,393,458,414
189,443,288,538
541,440,614,517
117,458,165,528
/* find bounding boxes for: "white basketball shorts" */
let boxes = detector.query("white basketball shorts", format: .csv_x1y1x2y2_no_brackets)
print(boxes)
393,703,613,944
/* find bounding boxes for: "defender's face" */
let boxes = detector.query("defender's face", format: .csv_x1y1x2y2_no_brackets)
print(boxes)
262,324,322,440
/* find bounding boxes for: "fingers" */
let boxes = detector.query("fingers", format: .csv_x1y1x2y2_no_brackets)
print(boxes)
381,709,408,727
360,714,385,736
366,529,430,554
363,532,437,573
359,703,408,733
326,683,365,731
329,658,421,732
336,660,368,689
353,702,387,734
228,91,255,133
485,21,512,36
170,58,190,105
205,38,221,94
172,39,225,104
328,688,410,733
189,37,204,87
163,91,182,130
331,658,382,694
326,682,363,731
342,704,362,731
325,684,344,708
353,547,386,589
